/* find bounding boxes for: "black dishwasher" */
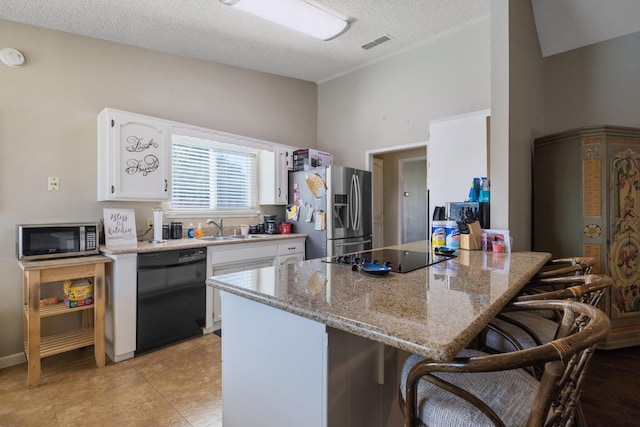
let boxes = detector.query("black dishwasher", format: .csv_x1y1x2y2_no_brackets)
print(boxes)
136,248,207,354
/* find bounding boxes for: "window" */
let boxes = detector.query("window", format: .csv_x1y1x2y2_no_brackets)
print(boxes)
170,134,259,216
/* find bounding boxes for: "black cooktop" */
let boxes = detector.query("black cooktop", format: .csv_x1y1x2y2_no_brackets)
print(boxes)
330,249,455,273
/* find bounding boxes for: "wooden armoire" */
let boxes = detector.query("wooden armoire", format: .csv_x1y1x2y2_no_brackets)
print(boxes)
533,125,640,349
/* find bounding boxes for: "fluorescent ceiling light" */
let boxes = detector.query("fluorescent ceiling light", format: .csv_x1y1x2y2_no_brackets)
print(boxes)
220,0,350,41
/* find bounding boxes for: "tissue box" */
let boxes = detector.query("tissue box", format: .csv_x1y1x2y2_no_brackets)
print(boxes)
293,149,333,171
63,278,93,308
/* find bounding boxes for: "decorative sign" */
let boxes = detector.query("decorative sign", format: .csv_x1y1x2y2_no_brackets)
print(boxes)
125,134,160,176
126,154,159,176
103,208,137,247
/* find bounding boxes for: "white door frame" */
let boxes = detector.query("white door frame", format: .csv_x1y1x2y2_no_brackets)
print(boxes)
365,141,428,171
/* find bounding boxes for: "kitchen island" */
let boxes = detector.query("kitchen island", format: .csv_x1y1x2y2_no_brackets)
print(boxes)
207,241,550,427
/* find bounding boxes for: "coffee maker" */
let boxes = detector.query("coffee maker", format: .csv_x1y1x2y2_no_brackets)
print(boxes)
264,215,278,234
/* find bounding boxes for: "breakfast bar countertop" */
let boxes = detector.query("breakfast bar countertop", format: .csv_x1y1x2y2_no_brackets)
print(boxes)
207,241,551,361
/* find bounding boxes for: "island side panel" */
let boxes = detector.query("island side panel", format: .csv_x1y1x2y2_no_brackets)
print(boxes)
221,292,328,427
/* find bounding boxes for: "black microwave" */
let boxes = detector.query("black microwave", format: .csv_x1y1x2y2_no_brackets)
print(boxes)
17,222,99,261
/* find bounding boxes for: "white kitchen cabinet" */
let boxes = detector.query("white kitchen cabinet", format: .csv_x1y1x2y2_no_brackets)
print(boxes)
277,240,305,265
208,241,278,330
259,145,297,205
207,237,305,330
97,108,171,201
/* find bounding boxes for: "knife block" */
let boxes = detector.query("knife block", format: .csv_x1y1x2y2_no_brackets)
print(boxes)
460,221,482,250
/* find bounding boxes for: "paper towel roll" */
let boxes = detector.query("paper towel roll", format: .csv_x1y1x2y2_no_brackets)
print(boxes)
153,209,163,241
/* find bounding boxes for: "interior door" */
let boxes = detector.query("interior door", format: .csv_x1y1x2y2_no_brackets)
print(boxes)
401,158,427,244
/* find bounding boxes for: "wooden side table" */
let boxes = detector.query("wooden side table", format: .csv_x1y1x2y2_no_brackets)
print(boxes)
18,255,111,386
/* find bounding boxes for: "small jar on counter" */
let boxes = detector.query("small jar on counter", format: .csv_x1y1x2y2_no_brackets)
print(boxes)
170,221,183,239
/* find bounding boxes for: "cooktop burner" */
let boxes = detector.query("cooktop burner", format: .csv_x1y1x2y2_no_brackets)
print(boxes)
329,249,455,273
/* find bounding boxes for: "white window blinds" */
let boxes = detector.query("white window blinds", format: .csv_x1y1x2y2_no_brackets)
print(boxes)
171,134,258,215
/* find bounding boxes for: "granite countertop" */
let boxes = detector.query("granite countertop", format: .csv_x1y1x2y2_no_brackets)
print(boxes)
99,233,306,255
207,242,551,361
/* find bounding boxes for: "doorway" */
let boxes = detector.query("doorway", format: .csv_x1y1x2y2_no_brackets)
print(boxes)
367,143,427,247
400,157,427,244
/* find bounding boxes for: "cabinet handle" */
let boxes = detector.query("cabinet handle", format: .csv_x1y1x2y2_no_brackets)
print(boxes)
111,185,115,194
164,179,168,192
278,187,281,197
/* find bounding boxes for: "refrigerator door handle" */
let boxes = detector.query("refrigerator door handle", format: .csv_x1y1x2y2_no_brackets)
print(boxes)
336,239,372,247
350,174,358,231
355,174,361,231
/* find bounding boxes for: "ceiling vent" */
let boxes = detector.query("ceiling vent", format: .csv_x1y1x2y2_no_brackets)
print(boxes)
361,35,392,50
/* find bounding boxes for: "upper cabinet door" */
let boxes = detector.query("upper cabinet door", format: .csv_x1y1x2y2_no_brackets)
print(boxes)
259,145,298,205
98,108,171,201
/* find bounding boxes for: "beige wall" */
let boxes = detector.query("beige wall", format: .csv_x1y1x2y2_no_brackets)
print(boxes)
489,0,544,251
317,18,491,171
0,20,317,360
507,0,545,251
489,0,509,232
543,30,640,134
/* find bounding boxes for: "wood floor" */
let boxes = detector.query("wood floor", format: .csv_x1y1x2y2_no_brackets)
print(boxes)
0,332,638,426
581,345,640,427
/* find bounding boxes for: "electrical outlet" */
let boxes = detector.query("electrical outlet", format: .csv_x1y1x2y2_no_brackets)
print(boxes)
48,177,59,191
147,218,153,228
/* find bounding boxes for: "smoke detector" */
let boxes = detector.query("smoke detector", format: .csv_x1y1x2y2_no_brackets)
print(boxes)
1,48,26,67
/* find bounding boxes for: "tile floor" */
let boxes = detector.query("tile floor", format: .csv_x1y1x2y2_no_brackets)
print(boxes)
0,334,222,426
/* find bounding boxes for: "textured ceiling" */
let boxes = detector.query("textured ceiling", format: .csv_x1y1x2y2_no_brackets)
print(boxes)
1,1,640,83
0,0,490,83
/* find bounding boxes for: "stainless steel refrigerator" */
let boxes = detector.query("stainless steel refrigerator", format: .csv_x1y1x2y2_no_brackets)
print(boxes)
288,165,372,259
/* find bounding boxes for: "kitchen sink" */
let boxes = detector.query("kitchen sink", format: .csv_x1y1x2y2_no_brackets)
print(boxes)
201,236,237,241
230,234,270,239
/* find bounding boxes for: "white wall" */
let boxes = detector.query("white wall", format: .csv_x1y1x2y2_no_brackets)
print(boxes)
317,19,491,171
0,20,317,361
428,110,490,214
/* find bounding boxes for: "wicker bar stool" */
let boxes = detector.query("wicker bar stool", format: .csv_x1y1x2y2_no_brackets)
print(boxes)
400,300,610,427
485,274,612,354
530,256,596,280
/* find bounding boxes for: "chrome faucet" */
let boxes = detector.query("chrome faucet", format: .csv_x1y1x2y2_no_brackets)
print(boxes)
206,218,224,236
